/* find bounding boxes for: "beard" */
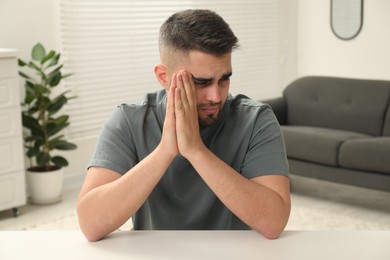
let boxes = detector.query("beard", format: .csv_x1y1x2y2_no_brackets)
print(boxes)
198,102,223,129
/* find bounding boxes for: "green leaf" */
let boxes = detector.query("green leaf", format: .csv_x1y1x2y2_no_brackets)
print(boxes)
33,138,45,150
46,53,60,68
51,156,68,167
49,64,63,75
47,122,69,137
24,92,35,105
48,71,61,86
25,104,40,115
22,114,44,138
62,73,73,79
24,136,34,142
53,115,69,126
47,94,68,115
50,134,64,140
18,59,27,66
24,95,35,105
26,147,40,158
37,152,50,166
27,61,41,72
22,114,41,132
19,71,32,80
32,43,46,61
25,80,35,91
41,50,55,65
48,135,63,150
53,140,77,150
22,82,35,105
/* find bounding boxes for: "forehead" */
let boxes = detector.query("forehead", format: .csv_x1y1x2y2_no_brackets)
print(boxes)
180,51,232,77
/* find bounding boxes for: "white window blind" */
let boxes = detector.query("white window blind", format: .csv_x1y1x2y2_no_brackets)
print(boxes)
59,0,289,139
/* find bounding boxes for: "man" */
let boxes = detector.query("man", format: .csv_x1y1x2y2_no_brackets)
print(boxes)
77,9,290,242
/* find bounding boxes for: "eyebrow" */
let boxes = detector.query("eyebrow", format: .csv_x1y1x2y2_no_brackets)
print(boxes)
192,72,233,83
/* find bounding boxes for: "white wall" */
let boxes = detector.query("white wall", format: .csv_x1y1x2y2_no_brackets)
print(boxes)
0,0,93,186
297,0,390,81
0,0,298,187
2,0,390,187
0,0,60,59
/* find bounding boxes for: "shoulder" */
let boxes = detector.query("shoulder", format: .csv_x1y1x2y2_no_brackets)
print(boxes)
227,94,279,135
119,90,166,112
113,90,166,123
229,94,272,116
101,90,165,133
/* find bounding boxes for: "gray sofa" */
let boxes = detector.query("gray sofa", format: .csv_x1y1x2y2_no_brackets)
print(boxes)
265,76,390,192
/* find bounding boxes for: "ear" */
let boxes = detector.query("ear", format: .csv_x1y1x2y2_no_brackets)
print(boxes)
154,64,169,90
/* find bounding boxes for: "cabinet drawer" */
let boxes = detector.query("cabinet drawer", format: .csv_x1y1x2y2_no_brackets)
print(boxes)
0,172,26,211
0,107,22,137
0,137,24,174
0,58,17,78
0,78,19,108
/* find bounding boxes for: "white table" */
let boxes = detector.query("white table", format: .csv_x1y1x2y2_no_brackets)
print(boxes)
0,230,389,260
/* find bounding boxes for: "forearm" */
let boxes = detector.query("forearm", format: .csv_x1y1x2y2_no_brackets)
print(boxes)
77,144,175,241
187,147,290,239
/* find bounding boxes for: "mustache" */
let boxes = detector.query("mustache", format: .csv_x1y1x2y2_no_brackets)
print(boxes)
198,102,222,109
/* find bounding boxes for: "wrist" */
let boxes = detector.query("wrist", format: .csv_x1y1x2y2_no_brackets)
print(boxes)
182,143,208,162
156,142,178,162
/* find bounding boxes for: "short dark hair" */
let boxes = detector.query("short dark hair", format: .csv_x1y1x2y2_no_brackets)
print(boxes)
159,9,239,57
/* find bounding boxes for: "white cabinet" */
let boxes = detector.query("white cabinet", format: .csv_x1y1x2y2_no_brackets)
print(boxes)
0,49,26,214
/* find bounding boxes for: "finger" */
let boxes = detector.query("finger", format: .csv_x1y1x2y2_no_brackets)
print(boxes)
175,86,184,114
162,74,175,134
181,71,196,109
177,70,188,109
166,77,175,117
166,73,176,112
177,71,190,110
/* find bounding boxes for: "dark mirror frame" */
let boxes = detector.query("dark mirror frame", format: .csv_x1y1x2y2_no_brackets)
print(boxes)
331,0,364,40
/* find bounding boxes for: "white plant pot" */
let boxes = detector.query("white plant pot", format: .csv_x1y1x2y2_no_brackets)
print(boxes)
26,168,63,204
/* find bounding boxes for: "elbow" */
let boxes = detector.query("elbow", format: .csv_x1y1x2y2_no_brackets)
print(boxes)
252,216,289,240
77,204,105,242
257,202,291,239
83,231,104,243
260,228,283,240
254,224,284,240
78,217,106,242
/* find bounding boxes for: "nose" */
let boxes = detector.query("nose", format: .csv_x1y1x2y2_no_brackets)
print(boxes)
205,83,222,103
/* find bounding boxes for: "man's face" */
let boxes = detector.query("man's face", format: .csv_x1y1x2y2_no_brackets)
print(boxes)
171,51,232,128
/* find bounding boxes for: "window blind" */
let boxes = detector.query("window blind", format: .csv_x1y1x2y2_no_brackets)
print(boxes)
59,0,289,139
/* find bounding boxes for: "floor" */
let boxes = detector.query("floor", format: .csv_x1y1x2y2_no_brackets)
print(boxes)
0,183,80,231
0,175,389,231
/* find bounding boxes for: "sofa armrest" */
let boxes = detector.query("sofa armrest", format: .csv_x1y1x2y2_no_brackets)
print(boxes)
262,96,287,125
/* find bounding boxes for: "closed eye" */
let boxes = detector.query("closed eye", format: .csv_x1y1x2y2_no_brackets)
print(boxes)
220,75,231,81
192,76,212,86
194,79,211,86
192,72,232,86
219,72,232,83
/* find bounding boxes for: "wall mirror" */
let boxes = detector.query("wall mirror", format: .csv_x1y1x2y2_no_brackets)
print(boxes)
331,0,363,40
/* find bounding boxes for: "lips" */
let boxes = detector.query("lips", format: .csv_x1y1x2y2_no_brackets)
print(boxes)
200,107,218,114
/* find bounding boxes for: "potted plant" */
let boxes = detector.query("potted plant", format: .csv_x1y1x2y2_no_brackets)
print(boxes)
18,43,77,204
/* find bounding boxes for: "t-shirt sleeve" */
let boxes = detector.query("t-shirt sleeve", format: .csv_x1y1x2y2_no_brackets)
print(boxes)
88,106,138,175
241,106,289,179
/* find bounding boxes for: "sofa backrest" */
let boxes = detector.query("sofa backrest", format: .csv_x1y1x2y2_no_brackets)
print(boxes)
283,76,390,136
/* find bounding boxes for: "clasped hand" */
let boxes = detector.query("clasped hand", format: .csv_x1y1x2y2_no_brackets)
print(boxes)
161,70,205,159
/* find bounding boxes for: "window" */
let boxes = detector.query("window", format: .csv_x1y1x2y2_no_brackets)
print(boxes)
59,0,291,138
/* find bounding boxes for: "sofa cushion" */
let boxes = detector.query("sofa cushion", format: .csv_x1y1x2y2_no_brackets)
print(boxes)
339,137,390,174
282,126,368,166
284,76,390,136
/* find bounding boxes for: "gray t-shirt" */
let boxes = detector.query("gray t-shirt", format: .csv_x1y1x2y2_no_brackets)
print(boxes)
89,89,289,230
